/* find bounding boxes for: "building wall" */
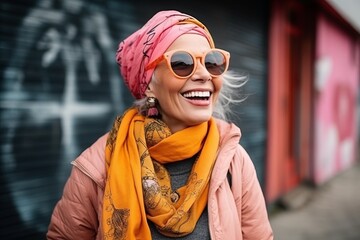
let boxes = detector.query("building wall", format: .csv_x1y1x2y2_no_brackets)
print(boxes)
265,0,360,203
313,13,360,184
0,0,270,238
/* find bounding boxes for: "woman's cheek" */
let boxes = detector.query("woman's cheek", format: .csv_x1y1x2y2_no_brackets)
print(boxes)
213,77,223,93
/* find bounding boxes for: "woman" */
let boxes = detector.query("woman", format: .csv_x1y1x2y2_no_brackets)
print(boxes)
47,10,273,240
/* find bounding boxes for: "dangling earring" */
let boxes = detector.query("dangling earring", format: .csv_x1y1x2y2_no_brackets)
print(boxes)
146,97,159,117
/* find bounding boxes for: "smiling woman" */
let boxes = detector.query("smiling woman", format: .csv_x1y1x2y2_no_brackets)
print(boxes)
144,34,224,133
47,10,273,240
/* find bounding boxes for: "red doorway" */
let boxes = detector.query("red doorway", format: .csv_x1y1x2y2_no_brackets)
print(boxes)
266,0,314,203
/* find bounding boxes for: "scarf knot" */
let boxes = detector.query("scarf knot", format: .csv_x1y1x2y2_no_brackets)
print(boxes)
144,118,172,148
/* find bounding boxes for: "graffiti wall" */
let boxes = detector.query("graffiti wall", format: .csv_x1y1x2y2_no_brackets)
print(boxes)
314,13,360,184
0,1,134,238
0,0,269,239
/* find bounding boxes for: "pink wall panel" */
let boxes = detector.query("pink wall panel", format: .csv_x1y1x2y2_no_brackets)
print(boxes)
313,14,359,184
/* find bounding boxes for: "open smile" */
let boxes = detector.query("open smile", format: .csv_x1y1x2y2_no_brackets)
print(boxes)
181,91,211,100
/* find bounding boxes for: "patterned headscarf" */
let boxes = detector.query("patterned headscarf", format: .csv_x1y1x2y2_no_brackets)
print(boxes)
115,10,214,99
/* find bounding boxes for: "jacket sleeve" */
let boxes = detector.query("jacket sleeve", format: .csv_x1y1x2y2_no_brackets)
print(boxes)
237,146,274,240
46,166,99,240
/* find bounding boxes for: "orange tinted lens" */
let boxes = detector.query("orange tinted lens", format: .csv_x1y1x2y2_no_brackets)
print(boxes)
170,51,194,77
205,50,227,75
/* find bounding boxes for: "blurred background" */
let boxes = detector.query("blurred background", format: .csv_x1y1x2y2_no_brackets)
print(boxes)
0,0,359,239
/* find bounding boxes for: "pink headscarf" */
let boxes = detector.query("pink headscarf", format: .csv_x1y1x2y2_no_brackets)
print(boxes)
116,10,215,99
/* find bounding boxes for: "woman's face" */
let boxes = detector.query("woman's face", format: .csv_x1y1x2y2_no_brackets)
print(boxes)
147,34,223,133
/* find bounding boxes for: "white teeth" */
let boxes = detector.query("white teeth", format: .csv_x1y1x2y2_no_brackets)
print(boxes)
183,91,210,98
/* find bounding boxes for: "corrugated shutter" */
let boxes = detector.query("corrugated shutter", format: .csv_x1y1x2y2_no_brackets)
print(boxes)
0,0,268,239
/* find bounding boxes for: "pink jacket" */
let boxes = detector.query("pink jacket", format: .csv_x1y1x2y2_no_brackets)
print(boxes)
47,119,273,240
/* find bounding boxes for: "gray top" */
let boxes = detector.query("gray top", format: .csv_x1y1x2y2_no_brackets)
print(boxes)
149,155,210,239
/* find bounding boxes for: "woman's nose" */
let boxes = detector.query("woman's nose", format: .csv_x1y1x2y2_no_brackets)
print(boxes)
191,59,211,81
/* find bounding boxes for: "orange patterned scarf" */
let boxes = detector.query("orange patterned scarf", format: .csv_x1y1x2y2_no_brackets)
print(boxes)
102,108,219,239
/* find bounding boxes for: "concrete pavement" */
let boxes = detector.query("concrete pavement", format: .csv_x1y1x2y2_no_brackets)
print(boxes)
269,161,360,240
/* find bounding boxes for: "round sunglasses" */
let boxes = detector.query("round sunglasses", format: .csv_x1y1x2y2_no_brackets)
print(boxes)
145,48,230,79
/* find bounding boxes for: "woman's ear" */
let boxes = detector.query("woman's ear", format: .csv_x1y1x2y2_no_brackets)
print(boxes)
145,82,154,96
145,88,151,97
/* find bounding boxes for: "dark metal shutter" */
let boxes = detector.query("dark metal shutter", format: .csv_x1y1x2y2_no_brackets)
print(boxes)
0,0,268,239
